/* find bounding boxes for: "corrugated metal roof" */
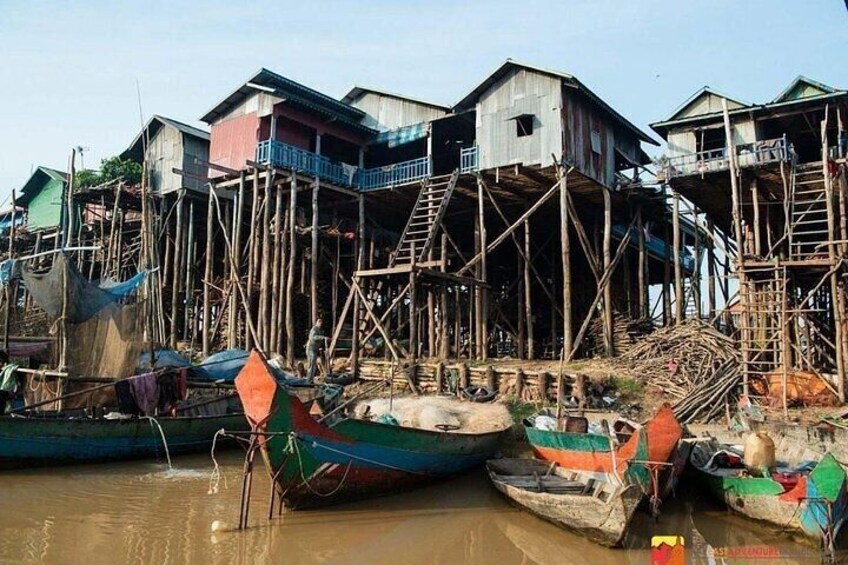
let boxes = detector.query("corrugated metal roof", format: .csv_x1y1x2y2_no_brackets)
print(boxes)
453,59,658,146
200,68,374,136
122,115,210,162
342,86,449,112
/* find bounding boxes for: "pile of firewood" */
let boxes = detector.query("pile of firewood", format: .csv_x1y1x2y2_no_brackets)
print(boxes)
620,321,741,423
586,313,655,357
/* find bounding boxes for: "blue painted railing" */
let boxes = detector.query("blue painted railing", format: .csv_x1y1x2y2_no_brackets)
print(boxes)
359,156,431,192
256,140,358,187
460,146,479,173
257,140,438,191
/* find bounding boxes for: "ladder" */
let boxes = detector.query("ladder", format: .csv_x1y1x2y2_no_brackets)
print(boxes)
390,170,459,267
789,162,830,260
738,265,787,382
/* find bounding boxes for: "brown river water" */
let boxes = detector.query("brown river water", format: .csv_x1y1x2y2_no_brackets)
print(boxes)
0,451,833,564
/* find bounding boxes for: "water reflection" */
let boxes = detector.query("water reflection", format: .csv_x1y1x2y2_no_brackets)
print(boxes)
0,453,834,564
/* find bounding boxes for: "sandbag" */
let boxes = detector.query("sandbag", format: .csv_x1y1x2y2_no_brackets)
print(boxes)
744,431,776,476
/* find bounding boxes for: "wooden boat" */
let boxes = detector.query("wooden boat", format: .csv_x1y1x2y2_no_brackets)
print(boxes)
524,404,684,498
0,396,245,470
234,351,509,510
690,438,848,552
486,458,641,547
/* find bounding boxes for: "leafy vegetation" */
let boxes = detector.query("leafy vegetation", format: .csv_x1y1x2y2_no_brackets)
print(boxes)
608,375,644,403
74,156,142,188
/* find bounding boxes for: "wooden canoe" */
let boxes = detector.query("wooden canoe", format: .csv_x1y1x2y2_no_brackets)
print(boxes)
235,350,509,510
486,458,641,547
0,396,245,470
690,439,848,552
524,404,683,496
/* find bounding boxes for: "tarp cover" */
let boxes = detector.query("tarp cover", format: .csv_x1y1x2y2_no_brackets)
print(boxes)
138,348,192,371
196,349,249,382
21,253,146,323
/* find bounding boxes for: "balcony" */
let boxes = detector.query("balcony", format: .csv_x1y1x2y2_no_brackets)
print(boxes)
664,136,790,180
359,156,431,192
256,139,358,188
257,139,435,192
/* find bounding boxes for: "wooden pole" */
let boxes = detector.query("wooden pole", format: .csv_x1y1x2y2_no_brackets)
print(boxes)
477,176,488,360
693,207,702,320
270,180,284,352
202,188,214,357
723,97,748,395
259,170,273,350
636,205,647,318
524,219,534,359
351,194,364,377
285,175,297,367
707,218,717,321
602,187,613,355
230,172,245,348
672,191,683,324
246,170,260,351
560,170,572,356
310,181,320,323
439,234,449,360
3,190,16,351
184,199,196,342
169,193,183,348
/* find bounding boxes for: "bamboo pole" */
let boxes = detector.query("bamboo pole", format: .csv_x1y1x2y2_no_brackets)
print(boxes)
636,205,647,318
202,188,214,356
259,170,273,350
169,192,184,348
285,175,297,367
439,233,449,360
602,187,613,355
270,180,284,352
476,176,488,360
672,191,683,324
311,181,320,323
524,219,534,359
560,170,572,355
707,218,717,321
229,172,245,349
351,194,364,376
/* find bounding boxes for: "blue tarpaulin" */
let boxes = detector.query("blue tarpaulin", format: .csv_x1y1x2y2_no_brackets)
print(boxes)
373,122,428,148
195,349,249,382
138,348,192,371
612,224,695,272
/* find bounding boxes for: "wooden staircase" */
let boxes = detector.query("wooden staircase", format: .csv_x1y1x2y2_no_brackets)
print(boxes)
389,171,459,267
789,162,830,260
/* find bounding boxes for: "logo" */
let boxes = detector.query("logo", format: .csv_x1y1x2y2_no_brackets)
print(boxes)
651,536,685,565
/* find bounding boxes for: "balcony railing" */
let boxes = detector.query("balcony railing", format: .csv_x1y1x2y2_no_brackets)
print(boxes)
460,146,479,173
664,136,790,180
256,139,358,187
258,140,467,192
359,156,431,192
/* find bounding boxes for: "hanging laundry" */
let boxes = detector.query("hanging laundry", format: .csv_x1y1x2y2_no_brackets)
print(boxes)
128,373,159,416
114,380,140,415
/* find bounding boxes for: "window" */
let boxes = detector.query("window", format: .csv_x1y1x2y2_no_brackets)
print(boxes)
516,115,534,137
590,129,602,154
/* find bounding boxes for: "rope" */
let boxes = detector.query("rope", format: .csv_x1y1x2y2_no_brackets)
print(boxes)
293,433,433,476
286,433,352,498
208,428,228,495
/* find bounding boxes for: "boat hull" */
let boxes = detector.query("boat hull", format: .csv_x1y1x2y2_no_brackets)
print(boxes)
692,444,848,547
525,405,683,492
235,351,507,510
487,459,641,547
0,412,246,469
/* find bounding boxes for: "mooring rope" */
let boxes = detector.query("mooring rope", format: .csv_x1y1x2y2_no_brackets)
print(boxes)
285,433,353,498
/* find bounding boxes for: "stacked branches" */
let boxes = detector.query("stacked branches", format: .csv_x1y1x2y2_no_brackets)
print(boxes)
621,321,741,423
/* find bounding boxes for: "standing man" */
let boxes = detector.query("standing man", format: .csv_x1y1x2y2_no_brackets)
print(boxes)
305,317,324,382
0,350,19,414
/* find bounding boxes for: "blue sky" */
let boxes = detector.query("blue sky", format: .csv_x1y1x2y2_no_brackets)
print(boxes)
0,0,845,202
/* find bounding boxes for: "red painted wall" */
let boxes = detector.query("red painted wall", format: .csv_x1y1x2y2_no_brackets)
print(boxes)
208,112,260,178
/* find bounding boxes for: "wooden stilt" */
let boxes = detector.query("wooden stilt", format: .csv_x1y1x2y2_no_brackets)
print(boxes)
672,191,683,324
602,187,613,356
170,193,183,348
311,181,320,323
202,188,214,357
637,205,647,318
559,169,572,356
285,175,297,367
524,219,534,360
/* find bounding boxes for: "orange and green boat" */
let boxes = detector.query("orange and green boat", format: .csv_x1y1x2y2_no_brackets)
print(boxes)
235,351,510,509
524,404,684,496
